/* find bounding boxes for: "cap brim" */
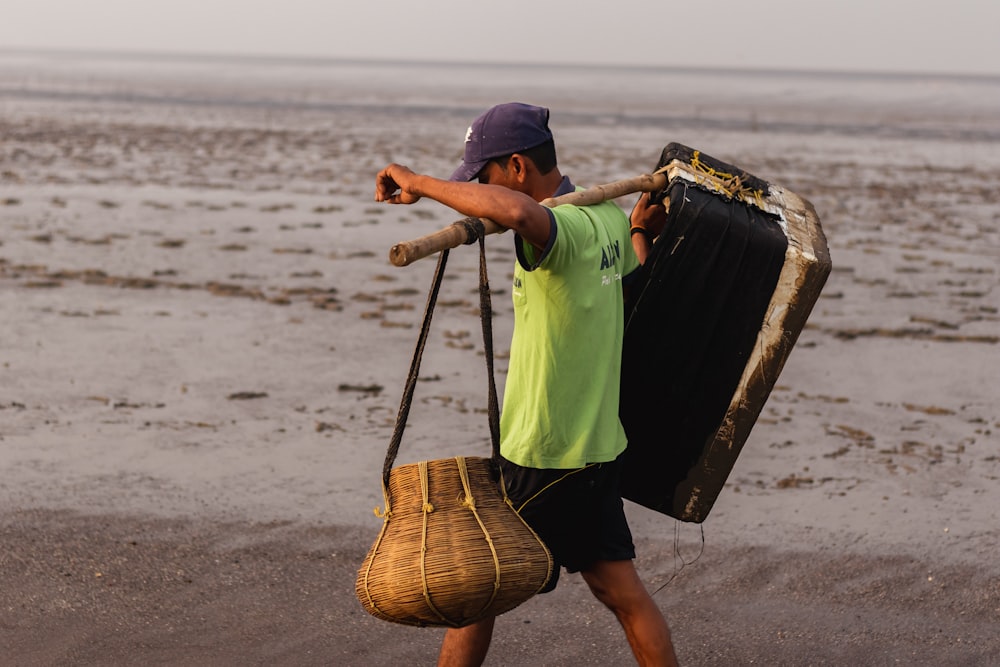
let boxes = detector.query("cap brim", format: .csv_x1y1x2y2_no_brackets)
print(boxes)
449,159,488,182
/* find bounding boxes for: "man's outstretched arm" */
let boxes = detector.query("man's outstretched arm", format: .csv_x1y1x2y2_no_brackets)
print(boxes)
375,163,551,249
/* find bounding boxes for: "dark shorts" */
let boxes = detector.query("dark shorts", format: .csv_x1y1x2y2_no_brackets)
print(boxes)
499,453,635,592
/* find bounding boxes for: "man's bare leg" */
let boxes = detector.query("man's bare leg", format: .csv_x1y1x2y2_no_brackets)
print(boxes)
438,616,496,667
581,559,679,667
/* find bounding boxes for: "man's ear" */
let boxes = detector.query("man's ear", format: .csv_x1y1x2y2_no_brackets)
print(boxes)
509,154,529,182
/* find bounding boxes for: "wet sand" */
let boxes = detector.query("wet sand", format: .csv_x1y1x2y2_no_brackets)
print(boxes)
2,58,999,664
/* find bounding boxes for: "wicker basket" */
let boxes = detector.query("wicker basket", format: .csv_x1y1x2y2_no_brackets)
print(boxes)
356,456,552,627
356,244,551,627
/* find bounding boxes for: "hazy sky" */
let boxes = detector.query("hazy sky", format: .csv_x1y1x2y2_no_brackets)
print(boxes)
3,0,999,76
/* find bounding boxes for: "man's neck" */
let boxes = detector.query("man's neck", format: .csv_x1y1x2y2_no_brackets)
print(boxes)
530,169,565,202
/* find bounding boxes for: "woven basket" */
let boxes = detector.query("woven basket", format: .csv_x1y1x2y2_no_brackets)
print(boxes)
356,243,552,627
356,456,552,627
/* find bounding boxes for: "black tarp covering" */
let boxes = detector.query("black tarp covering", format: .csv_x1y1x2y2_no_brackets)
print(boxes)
619,143,788,521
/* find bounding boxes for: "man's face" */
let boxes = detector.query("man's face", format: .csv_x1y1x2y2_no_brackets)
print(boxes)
477,158,511,188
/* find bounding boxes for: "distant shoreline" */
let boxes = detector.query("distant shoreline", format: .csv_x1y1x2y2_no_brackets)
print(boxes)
2,45,998,83
3,48,999,145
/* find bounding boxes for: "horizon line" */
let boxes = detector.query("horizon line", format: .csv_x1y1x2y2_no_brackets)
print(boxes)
2,45,998,83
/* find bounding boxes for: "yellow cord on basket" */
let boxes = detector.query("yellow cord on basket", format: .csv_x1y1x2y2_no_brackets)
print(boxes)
419,461,452,626
374,475,393,519
497,462,554,594
361,477,395,620
457,456,502,616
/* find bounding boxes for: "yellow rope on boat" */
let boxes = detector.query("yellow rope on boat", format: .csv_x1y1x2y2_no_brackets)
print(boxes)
689,150,767,208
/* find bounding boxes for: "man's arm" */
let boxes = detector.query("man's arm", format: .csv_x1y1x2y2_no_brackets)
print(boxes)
375,163,552,249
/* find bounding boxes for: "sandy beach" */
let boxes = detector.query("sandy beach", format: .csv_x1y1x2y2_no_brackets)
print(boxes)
1,54,999,665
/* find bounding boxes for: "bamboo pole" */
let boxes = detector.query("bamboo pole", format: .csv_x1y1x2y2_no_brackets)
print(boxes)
388,172,667,267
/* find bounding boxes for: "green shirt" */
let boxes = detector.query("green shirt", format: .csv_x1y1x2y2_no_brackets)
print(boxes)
500,196,639,469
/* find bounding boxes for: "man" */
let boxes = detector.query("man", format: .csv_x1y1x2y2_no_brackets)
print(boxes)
374,102,677,667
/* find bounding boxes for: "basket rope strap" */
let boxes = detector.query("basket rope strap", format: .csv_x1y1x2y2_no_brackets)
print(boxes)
381,222,502,489
476,230,502,462
381,247,451,488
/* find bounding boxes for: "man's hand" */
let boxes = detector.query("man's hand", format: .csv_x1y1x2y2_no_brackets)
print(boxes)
375,163,422,205
629,192,667,237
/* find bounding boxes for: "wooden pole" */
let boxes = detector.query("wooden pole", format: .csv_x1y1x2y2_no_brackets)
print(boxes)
388,172,667,267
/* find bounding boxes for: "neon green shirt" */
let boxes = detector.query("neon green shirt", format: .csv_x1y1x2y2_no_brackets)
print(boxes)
500,194,639,469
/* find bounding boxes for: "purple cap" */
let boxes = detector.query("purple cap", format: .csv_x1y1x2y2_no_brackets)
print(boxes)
449,103,553,182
